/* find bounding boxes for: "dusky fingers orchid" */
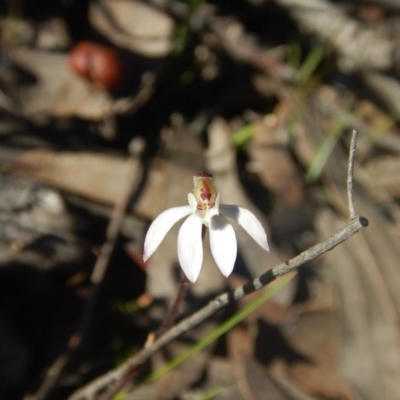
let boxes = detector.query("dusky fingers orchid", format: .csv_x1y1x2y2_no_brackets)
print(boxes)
143,173,269,283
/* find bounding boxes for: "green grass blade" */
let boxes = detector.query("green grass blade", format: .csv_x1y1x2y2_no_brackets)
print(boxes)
295,46,324,85
194,385,226,400
231,124,255,148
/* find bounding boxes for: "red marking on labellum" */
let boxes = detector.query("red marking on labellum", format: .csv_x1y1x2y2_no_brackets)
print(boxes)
195,172,213,178
200,182,212,202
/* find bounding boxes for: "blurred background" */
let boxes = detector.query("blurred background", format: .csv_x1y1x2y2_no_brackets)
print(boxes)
0,0,399,399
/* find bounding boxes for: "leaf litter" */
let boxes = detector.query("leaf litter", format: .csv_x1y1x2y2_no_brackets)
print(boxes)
0,1,399,399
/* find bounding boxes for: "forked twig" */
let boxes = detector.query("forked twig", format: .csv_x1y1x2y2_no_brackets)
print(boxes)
69,130,368,400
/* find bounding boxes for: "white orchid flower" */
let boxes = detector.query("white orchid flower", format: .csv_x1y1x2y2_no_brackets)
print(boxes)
143,173,269,283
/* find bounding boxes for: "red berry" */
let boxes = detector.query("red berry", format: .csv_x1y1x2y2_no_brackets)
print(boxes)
68,41,124,91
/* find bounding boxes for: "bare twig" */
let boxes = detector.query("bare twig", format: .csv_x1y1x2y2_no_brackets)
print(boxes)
30,138,145,400
347,129,358,219
69,132,368,400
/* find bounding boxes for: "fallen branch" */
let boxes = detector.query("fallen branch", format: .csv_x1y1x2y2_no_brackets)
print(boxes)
69,130,368,400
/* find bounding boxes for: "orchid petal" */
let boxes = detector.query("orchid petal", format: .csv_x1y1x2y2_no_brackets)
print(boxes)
209,193,220,218
143,206,193,262
219,205,269,251
188,193,197,210
178,214,203,282
209,215,237,277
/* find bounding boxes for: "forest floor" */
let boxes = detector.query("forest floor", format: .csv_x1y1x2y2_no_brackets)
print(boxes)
1,1,400,399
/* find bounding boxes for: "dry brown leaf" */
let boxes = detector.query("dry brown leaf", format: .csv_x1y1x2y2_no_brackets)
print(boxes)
282,307,355,399
361,71,400,122
9,48,117,121
244,357,317,400
228,329,315,400
205,357,245,400
89,0,174,57
364,156,400,197
247,111,304,207
316,209,400,400
15,149,135,206
152,342,209,400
